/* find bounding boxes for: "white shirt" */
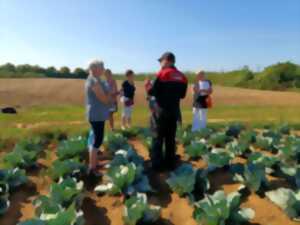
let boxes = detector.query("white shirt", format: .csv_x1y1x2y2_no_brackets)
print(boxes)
198,80,211,96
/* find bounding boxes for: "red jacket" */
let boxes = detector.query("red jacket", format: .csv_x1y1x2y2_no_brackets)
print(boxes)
149,66,187,113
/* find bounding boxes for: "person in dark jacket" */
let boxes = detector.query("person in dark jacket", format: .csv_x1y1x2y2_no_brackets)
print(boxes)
148,52,188,170
120,70,136,130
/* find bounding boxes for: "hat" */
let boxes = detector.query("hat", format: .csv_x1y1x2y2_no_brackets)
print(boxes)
158,52,175,63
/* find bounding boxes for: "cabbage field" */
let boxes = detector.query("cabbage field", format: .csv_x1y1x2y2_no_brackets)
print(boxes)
1,124,300,225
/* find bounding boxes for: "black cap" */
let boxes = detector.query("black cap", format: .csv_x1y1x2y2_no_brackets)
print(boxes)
158,52,175,63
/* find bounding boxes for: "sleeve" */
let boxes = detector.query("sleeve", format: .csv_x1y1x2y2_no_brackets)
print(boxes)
180,82,188,99
148,78,160,97
86,77,96,89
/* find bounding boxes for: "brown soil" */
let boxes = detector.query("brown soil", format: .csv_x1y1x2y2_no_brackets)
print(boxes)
2,78,300,108
1,138,299,225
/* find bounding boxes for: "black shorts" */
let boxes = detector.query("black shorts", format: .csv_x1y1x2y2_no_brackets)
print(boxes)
89,121,105,149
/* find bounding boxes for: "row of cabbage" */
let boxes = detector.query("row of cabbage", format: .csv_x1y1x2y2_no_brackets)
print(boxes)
167,123,300,223
17,131,160,225
94,132,161,225
0,137,47,216
18,136,88,225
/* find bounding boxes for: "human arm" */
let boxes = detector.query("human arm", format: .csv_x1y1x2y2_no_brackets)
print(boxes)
91,83,111,105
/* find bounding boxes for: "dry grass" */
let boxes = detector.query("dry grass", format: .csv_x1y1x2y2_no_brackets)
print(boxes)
2,78,300,108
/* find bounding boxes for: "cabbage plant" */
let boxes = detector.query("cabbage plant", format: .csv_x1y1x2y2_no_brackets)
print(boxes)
239,130,257,144
2,139,43,169
95,162,151,196
104,132,131,153
18,203,85,225
266,188,300,221
279,164,300,188
57,136,87,160
49,159,86,181
208,132,231,148
226,140,250,157
185,142,208,159
193,191,255,225
225,123,245,138
0,168,27,189
0,182,9,215
166,164,197,197
230,163,269,193
0,168,27,215
123,193,161,225
203,149,232,170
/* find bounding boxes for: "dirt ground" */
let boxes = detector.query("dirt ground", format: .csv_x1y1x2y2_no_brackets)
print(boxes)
1,78,300,108
1,138,298,225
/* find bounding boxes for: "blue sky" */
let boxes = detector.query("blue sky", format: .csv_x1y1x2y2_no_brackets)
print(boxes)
0,0,300,72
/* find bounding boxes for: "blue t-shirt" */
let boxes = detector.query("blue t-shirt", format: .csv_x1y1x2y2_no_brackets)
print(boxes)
85,75,110,122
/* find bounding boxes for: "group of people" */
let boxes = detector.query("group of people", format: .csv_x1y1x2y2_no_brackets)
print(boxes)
85,52,213,175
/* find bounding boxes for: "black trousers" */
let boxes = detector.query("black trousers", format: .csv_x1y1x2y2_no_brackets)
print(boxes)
150,109,178,169
89,121,105,149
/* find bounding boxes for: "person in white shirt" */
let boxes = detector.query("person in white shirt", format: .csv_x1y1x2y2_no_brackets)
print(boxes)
192,70,213,132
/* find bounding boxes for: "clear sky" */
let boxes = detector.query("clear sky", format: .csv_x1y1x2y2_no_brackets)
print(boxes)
1,0,300,72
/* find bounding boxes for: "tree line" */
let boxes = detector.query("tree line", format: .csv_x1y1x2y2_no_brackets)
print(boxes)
0,62,300,91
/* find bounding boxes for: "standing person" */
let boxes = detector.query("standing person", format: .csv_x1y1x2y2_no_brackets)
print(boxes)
104,69,119,131
85,60,111,176
144,77,159,134
120,70,136,130
192,70,213,132
148,52,188,171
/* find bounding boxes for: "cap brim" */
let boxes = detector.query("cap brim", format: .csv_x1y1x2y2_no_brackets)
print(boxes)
158,57,163,62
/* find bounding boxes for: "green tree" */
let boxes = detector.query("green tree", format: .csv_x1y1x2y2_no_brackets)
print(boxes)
59,66,71,77
74,67,88,78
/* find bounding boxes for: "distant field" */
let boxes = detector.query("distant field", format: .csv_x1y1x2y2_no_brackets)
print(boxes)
1,78,300,140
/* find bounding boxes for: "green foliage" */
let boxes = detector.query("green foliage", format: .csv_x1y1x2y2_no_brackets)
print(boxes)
104,132,131,153
49,159,86,181
239,130,257,144
225,123,245,138
254,62,300,90
20,203,84,225
57,136,87,160
204,149,232,169
166,164,197,197
193,191,255,225
2,138,44,169
0,168,27,215
185,142,208,159
0,168,27,189
49,178,83,209
266,188,300,220
0,182,9,215
95,163,137,195
230,163,269,192
208,132,231,147
2,62,300,92
226,140,250,157
123,193,161,225
255,136,277,151
248,152,279,169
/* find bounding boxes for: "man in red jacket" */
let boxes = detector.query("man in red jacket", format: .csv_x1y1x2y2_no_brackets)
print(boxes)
148,52,188,170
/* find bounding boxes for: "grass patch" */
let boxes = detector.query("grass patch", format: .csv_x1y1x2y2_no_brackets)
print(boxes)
1,105,300,141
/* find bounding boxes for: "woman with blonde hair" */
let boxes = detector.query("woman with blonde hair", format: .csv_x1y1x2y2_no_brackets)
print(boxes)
192,70,213,132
